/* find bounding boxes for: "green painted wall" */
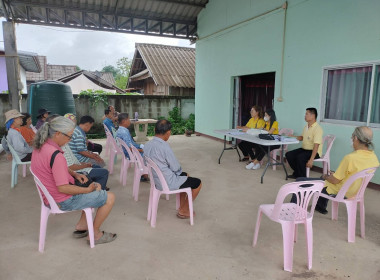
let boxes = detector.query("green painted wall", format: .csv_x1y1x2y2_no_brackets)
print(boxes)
195,0,380,183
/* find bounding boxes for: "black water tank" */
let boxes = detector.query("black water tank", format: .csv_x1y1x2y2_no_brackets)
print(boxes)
27,81,76,125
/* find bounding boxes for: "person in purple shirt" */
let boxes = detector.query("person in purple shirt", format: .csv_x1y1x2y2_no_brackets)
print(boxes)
35,108,50,130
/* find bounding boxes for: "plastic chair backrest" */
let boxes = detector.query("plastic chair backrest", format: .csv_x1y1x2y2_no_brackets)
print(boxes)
7,140,24,164
30,125,37,133
321,134,335,159
272,181,324,221
130,145,145,171
117,138,135,162
279,128,294,136
145,157,171,192
334,167,378,201
30,168,63,213
103,124,113,138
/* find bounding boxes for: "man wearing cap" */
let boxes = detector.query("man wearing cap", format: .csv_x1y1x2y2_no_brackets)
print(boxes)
1,109,34,162
35,108,50,130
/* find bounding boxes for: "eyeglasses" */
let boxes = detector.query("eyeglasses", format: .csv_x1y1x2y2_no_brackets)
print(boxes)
61,132,72,140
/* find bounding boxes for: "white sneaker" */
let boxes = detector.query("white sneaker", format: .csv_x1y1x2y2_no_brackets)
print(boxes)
245,162,255,170
252,163,261,170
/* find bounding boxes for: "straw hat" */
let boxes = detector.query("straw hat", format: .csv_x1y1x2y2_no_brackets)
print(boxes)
4,109,24,124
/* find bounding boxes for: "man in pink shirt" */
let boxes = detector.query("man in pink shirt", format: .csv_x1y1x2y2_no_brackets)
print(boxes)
31,116,117,245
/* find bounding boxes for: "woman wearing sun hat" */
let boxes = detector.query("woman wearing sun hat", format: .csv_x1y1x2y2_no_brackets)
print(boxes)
1,109,34,162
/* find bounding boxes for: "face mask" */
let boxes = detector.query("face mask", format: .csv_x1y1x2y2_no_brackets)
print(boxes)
264,116,269,122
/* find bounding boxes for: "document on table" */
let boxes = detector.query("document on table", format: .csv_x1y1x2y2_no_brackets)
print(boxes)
227,130,246,135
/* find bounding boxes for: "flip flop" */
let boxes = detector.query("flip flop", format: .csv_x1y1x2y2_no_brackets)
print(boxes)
176,213,190,219
73,230,88,238
88,231,117,245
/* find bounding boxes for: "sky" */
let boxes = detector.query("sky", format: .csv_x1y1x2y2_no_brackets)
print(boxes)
0,19,194,71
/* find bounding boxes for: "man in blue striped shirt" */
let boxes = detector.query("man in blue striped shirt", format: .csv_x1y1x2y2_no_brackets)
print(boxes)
69,116,105,167
116,113,143,159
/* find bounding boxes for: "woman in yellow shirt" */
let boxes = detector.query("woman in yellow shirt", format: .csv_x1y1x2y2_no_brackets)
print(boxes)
246,109,280,170
237,105,265,161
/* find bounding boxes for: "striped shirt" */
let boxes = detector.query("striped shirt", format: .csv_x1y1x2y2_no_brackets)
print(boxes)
116,126,141,158
69,126,89,163
62,144,92,174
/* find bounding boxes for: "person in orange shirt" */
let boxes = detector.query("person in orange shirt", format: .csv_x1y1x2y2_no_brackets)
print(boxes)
18,113,36,146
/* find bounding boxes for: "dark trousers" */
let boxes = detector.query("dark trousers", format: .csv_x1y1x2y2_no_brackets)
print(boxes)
290,177,329,211
88,167,109,190
252,144,280,161
87,142,103,155
238,141,255,159
21,153,33,162
285,148,320,177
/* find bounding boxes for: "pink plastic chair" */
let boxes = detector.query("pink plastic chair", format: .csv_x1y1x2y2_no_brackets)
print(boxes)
107,131,123,175
145,157,193,228
253,180,324,272
117,138,136,187
30,124,37,133
271,128,294,170
319,167,378,243
30,168,95,252
130,145,149,201
103,124,113,157
306,134,336,177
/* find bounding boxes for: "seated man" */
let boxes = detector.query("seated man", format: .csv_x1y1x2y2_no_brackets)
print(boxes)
103,109,116,135
116,113,144,158
64,113,103,155
286,107,323,178
69,116,106,167
144,120,202,219
292,126,379,214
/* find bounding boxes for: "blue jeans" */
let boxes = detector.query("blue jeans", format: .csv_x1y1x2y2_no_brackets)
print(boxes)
57,190,107,211
88,167,109,190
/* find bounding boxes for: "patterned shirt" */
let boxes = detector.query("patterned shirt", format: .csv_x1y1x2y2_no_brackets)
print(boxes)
144,136,187,191
69,126,89,163
62,144,92,174
116,126,141,158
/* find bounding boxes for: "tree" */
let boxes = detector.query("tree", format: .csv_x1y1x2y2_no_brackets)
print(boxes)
102,65,119,78
115,57,132,89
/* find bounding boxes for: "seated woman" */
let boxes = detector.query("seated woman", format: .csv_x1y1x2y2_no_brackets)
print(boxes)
35,108,50,129
19,113,36,146
237,105,265,161
245,109,280,170
116,113,144,158
1,109,33,162
31,116,117,244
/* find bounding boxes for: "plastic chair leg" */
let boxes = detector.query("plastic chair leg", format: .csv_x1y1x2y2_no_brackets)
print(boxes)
150,191,161,228
359,200,365,239
133,170,141,201
11,161,17,188
147,186,154,221
187,190,194,226
253,209,263,247
176,193,180,210
281,222,295,272
39,206,50,253
294,224,298,243
306,167,310,178
304,219,313,270
345,201,357,243
22,164,27,177
331,201,339,220
83,208,95,248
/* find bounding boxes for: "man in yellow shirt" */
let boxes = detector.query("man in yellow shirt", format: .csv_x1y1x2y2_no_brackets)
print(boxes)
292,126,379,214
286,108,323,178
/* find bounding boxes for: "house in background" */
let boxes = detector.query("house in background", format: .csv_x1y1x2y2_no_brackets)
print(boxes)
26,55,77,85
127,43,195,96
57,70,124,94
0,48,41,93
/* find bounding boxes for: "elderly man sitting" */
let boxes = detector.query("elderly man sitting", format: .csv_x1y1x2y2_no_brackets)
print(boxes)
292,126,379,214
144,119,202,219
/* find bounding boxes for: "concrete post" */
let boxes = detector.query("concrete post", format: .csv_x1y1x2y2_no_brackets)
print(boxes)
3,21,21,110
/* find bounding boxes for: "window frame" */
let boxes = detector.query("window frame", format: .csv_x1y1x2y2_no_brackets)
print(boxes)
320,60,380,128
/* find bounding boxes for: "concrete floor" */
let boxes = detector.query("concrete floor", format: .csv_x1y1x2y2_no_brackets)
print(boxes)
0,135,379,280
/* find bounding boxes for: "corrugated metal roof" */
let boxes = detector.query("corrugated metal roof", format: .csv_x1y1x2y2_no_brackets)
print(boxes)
128,43,195,88
0,0,208,39
0,48,41,73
